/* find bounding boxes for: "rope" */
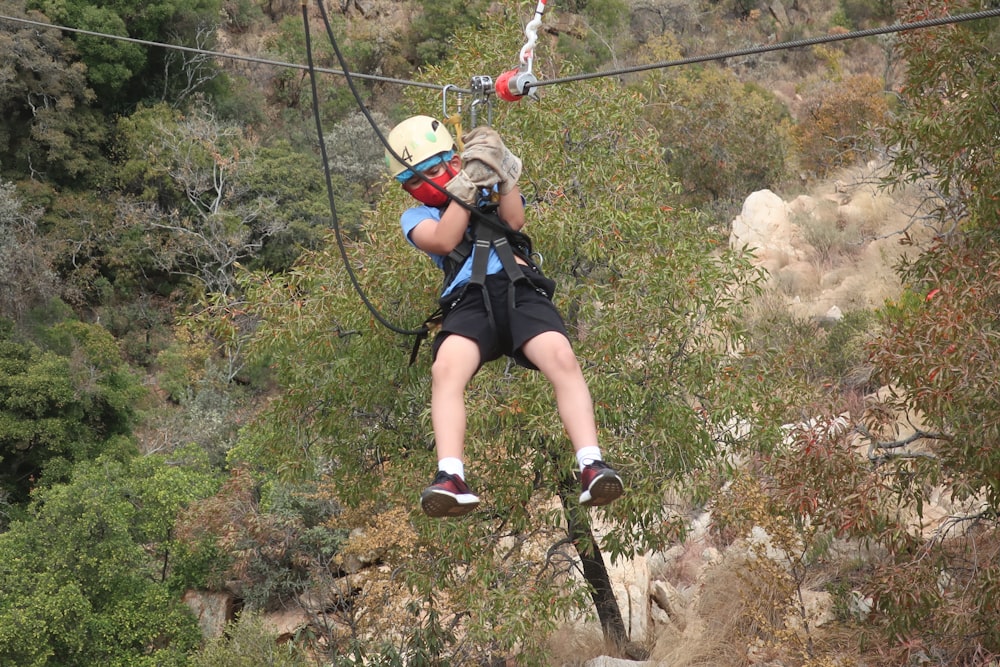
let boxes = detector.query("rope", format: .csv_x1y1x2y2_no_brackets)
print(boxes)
301,1,429,338
529,7,1000,90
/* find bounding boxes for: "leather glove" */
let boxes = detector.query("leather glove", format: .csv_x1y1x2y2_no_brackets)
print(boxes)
462,126,505,152
444,169,481,206
462,158,502,191
461,128,523,195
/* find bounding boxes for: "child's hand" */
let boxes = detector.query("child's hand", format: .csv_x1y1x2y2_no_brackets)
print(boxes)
461,130,522,194
444,169,483,205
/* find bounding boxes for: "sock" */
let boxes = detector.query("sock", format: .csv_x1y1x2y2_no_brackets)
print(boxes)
438,457,465,480
576,446,602,472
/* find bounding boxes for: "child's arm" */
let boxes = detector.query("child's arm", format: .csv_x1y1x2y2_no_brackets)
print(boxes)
497,185,526,232
408,200,472,256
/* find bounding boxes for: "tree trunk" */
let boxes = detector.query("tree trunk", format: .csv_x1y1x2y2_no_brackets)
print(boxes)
556,470,629,651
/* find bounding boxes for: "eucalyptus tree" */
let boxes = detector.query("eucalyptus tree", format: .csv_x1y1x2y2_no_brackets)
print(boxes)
215,4,777,662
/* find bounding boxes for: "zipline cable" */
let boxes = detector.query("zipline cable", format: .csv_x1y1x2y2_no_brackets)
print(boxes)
0,12,461,93
5,6,1000,97
529,6,1000,90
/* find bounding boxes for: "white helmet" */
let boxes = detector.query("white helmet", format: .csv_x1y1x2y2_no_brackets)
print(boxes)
385,115,456,179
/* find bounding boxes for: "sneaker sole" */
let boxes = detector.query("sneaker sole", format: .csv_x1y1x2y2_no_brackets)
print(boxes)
420,490,480,518
580,474,623,507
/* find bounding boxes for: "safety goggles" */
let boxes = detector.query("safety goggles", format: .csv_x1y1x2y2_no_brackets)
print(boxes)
396,151,455,185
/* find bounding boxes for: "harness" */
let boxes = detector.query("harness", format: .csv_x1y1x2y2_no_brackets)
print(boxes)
408,203,547,365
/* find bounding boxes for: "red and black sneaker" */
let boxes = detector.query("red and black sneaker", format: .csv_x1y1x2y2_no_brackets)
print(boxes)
420,471,481,518
579,461,623,507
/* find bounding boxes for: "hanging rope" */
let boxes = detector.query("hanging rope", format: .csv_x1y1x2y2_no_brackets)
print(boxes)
301,0,428,338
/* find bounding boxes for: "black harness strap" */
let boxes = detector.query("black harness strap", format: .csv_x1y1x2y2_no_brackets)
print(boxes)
409,208,543,365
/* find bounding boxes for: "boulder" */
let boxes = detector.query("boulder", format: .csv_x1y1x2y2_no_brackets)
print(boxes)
183,590,235,639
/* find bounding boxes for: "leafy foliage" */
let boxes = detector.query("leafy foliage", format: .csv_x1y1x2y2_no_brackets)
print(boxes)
115,103,285,298
635,39,791,208
0,180,56,319
410,0,491,66
0,3,108,186
173,468,348,611
0,451,219,666
0,318,144,503
792,73,889,178
188,612,311,667
859,0,1000,657
27,0,224,112
225,9,777,661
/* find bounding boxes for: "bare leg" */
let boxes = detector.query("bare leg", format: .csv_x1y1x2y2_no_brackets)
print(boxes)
520,331,599,453
430,334,481,462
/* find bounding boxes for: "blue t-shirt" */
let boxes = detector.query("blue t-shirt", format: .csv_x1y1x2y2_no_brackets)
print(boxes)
400,205,508,297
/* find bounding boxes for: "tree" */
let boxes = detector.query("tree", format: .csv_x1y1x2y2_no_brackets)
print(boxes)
324,110,392,198
115,103,284,299
0,450,219,666
861,0,1000,657
0,2,109,186
634,36,791,208
0,180,57,320
26,0,224,112
0,317,144,504
792,73,889,179
224,7,776,662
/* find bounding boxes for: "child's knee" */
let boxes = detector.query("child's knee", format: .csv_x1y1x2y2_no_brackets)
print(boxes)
431,352,475,387
548,343,582,376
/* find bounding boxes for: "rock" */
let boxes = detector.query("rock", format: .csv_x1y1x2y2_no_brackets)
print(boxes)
183,590,235,639
730,190,796,260
651,579,686,621
785,590,835,631
261,607,311,643
607,552,650,641
769,0,790,25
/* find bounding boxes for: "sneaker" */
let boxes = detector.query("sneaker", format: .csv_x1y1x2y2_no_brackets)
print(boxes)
420,471,481,518
579,461,623,507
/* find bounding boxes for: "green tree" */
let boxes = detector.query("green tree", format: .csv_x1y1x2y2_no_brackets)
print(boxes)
0,317,144,503
189,612,310,667
410,0,491,66
635,37,790,209
115,103,285,300
27,0,223,112
0,2,109,186
0,450,218,666
263,14,358,128
225,7,776,662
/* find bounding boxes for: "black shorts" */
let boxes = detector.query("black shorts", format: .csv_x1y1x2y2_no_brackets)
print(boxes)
432,268,568,370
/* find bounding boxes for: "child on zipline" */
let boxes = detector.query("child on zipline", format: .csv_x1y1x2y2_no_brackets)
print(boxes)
386,115,623,517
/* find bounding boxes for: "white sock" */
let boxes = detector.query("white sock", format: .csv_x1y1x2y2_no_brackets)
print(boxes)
438,457,465,480
576,446,602,472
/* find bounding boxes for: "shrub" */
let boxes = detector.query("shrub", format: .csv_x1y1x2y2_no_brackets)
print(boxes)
792,74,889,179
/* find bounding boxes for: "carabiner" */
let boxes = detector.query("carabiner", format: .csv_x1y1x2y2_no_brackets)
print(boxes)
441,83,466,149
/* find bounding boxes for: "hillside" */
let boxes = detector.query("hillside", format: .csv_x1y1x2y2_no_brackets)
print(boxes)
1,0,999,665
